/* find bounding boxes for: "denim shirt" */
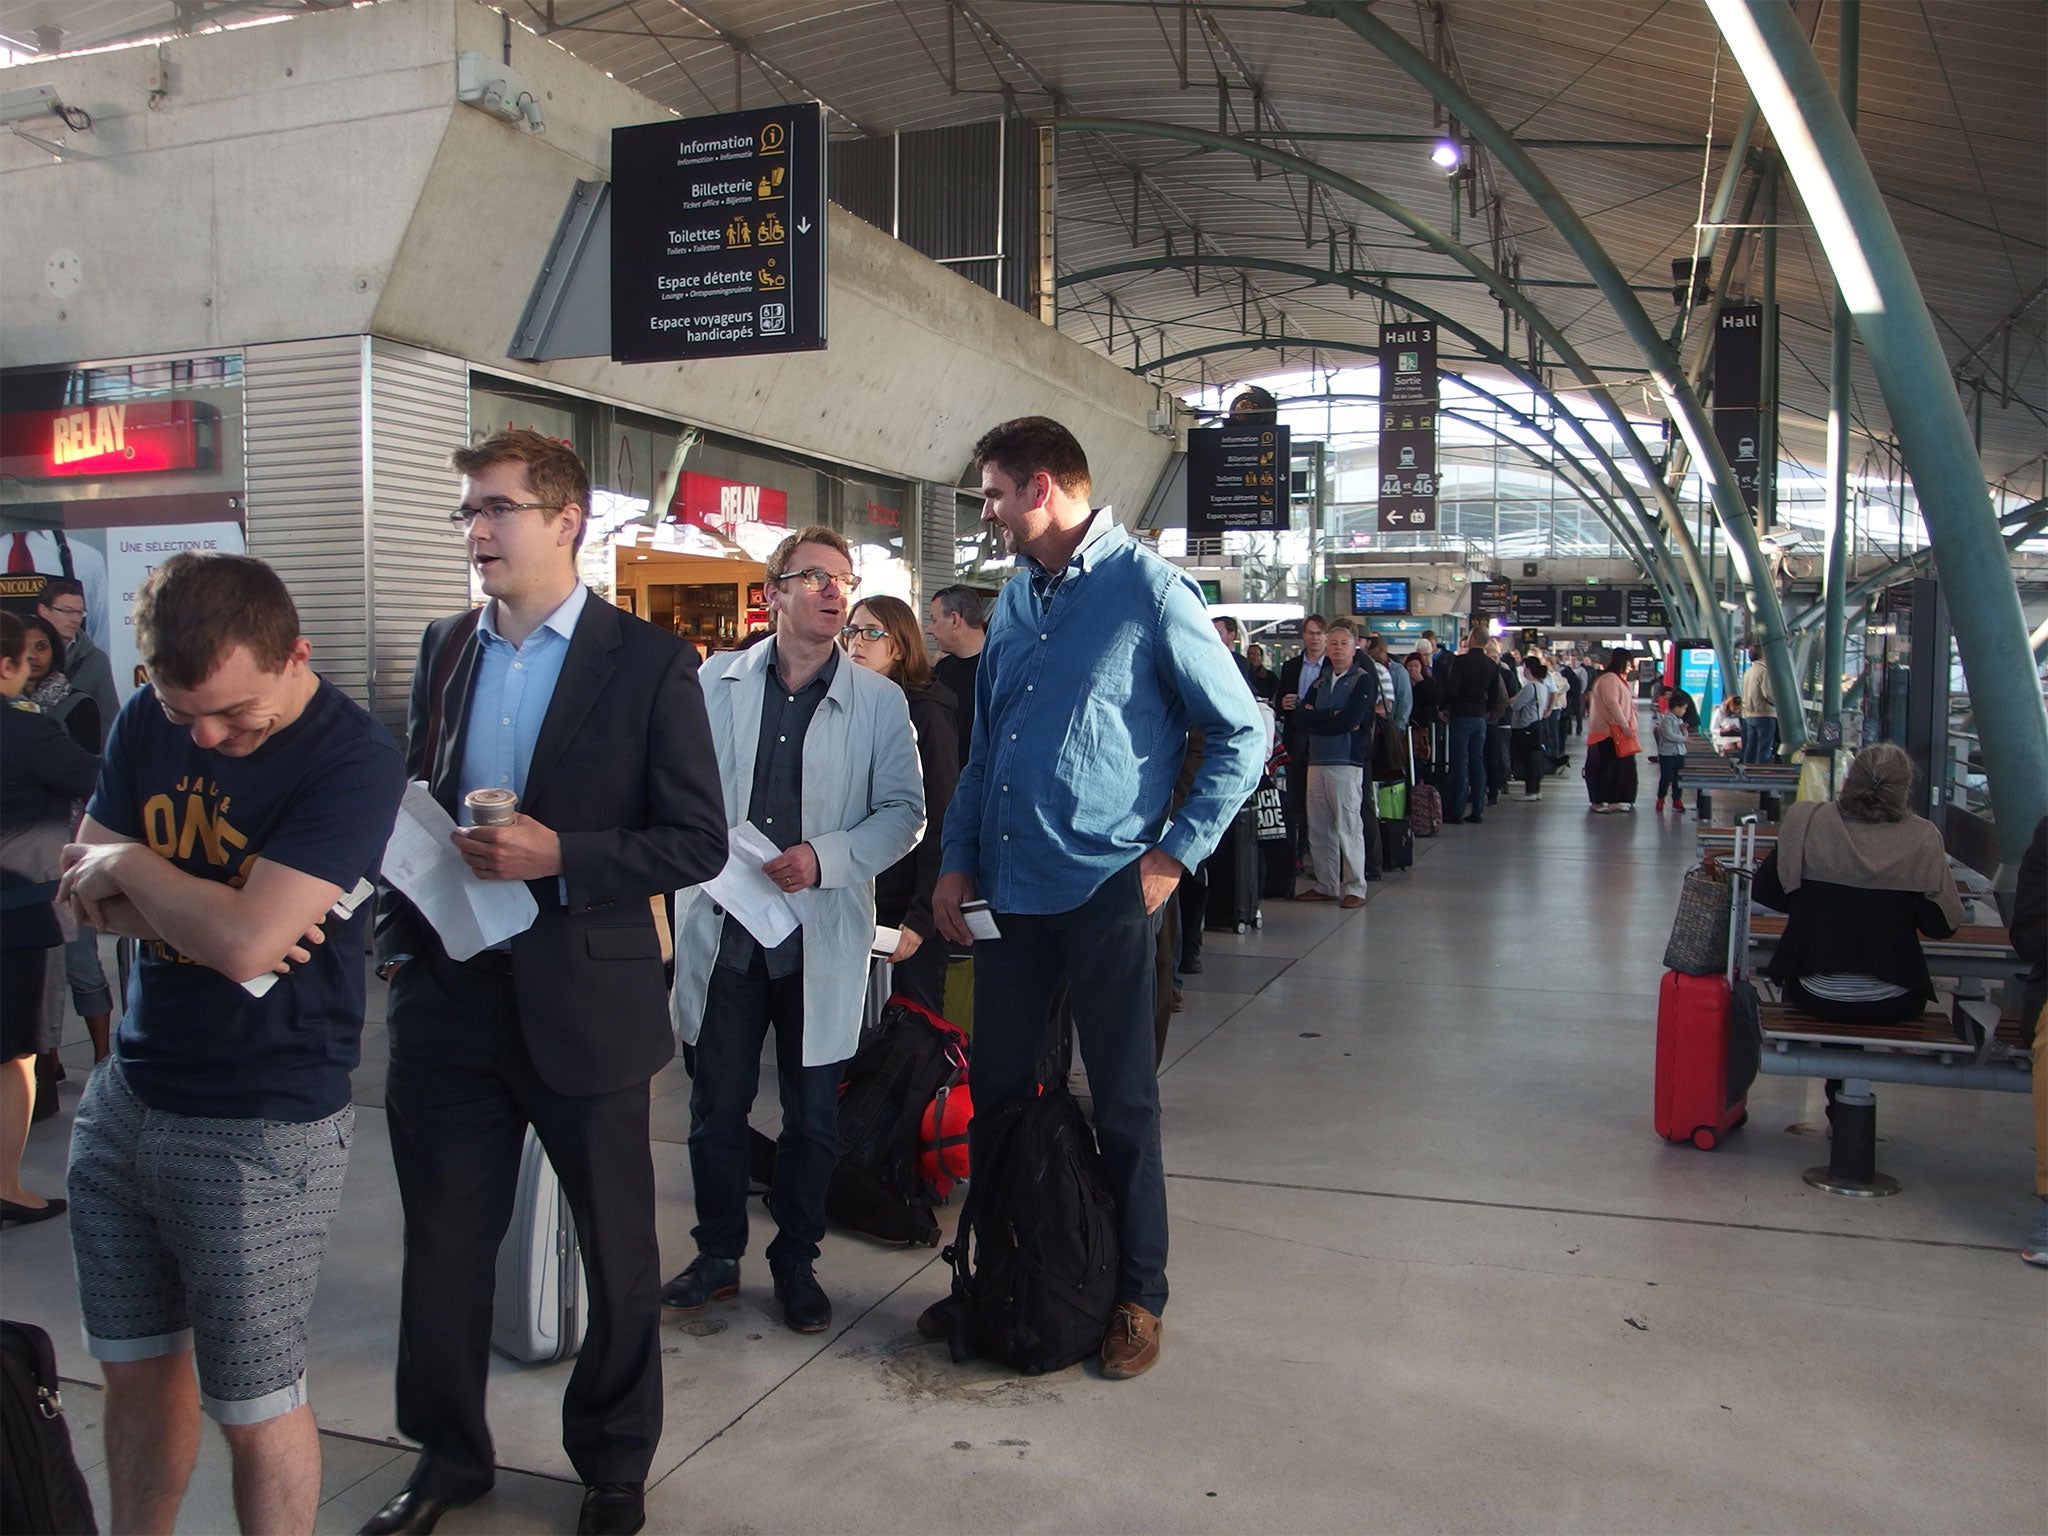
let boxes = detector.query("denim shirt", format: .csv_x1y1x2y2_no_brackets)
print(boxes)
940,509,1263,915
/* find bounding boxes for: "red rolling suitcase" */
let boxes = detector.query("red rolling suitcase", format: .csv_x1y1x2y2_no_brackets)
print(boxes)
1654,819,1758,1150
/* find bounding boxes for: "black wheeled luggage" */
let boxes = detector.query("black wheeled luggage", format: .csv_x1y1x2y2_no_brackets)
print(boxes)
1251,773,1295,900
1202,799,1262,933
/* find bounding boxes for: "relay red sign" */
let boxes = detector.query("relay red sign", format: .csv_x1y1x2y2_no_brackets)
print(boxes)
667,471,788,536
0,400,212,480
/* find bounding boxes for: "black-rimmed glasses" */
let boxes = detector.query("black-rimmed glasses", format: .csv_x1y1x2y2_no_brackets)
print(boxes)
841,624,887,642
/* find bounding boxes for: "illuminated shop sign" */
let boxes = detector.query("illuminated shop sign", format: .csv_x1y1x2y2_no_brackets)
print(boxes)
0,400,214,480
667,471,789,535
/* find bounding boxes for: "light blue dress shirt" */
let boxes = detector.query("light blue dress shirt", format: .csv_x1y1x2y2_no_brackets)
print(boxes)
457,583,588,824
940,509,1264,916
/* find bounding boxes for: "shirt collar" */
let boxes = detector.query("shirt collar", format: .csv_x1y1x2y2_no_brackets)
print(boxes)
1028,506,1121,589
767,639,838,695
480,583,588,646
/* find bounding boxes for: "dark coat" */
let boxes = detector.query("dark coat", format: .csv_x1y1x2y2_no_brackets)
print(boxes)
874,678,959,941
374,597,729,1096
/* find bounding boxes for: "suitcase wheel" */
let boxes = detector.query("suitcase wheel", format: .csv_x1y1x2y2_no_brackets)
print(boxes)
1691,1126,1718,1151
1233,921,1249,934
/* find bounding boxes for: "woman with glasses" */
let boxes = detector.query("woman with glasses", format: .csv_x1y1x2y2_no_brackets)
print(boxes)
842,595,959,1015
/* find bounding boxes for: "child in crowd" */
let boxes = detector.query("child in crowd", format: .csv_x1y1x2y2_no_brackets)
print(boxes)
1653,685,1688,813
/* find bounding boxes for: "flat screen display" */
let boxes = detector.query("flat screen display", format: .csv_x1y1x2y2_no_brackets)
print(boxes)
1352,578,1410,614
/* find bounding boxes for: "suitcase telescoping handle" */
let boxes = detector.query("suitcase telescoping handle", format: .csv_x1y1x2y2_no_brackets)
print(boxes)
1726,814,1759,986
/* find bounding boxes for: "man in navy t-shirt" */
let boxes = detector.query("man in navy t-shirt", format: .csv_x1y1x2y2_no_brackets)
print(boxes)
57,552,405,1536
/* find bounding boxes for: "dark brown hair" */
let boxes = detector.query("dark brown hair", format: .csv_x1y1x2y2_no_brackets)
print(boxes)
971,416,1092,500
451,428,592,552
133,552,301,689
850,594,932,691
0,609,23,664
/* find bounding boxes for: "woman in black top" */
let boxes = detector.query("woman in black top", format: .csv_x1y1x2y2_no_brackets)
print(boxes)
843,594,959,1017
1,610,101,1225
1752,743,1964,1024
20,613,100,752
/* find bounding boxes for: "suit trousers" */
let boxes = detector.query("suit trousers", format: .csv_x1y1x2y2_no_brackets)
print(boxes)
384,947,662,1492
972,859,1168,1315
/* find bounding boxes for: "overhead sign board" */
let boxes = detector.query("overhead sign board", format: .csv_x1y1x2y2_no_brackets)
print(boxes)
1511,586,1556,626
1377,322,1439,532
1470,578,1513,618
1712,303,1765,512
611,103,827,363
1188,424,1289,535
1625,587,1670,630
1560,587,1626,627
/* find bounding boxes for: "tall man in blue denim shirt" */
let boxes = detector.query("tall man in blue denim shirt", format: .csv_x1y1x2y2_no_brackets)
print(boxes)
925,417,1263,1380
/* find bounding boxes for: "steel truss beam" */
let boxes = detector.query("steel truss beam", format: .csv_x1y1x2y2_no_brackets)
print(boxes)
1049,120,1732,680
1320,0,1803,749
1705,0,2048,868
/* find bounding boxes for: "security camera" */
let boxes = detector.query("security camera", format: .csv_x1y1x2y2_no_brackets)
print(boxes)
0,83,60,126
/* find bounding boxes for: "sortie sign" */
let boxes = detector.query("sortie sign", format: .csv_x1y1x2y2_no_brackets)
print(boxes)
611,103,827,363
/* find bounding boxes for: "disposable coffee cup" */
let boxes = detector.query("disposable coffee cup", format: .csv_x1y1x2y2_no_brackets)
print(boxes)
465,788,519,826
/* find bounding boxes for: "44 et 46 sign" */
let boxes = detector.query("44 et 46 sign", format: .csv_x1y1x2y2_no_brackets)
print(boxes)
611,104,827,363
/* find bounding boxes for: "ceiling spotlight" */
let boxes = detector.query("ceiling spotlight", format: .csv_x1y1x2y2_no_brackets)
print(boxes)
1430,138,1461,170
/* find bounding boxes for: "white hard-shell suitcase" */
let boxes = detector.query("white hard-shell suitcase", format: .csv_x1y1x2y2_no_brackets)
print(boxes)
490,1128,589,1363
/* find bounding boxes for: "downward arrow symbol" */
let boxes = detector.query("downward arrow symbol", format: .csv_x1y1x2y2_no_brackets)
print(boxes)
797,217,813,235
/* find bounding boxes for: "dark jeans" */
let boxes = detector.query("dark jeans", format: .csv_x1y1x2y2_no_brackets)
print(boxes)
1741,716,1779,764
1446,715,1489,820
1657,755,1685,803
1359,722,1382,878
688,952,843,1273
1511,725,1544,795
384,948,661,1490
974,858,1168,1315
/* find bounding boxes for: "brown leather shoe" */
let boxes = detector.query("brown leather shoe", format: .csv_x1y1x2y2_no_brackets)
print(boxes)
1099,1302,1161,1379
1295,889,1333,901
1339,894,1366,909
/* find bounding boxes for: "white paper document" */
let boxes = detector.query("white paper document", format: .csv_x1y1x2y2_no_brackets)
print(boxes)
378,781,539,962
239,876,380,998
701,822,799,950
871,925,901,958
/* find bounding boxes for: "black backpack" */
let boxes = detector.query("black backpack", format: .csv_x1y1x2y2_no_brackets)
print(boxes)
938,1072,1120,1375
1,1320,98,1535
824,997,969,1247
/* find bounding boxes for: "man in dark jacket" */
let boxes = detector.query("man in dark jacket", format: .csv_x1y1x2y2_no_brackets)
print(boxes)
1276,616,1329,879
1294,620,1378,907
1442,628,1508,823
2018,815,2047,1266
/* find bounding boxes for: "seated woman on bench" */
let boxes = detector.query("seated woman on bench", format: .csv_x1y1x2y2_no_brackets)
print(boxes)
1752,743,1965,1025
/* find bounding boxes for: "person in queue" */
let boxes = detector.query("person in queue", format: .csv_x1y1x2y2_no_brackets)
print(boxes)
1508,654,1550,802
1584,648,1641,813
2015,815,2046,1266
1,609,98,1225
844,591,958,1014
1245,643,1280,704
923,416,1263,1379
1403,651,1438,774
1751,744,1963,1024
927,583,987,767
56,554,405,1536
367,430,727,1536
1294,619,1377,908
1441,626,1507,824
667,527,923,1338
1277,615,1329,881
34,579,118,1070
38,576,116,745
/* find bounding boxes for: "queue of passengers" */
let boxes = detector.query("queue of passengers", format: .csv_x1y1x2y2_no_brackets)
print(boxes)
0,417,1266,1536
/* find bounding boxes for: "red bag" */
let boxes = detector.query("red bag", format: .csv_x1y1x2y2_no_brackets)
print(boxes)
917,1082,973,1197
1654,972,1749,1149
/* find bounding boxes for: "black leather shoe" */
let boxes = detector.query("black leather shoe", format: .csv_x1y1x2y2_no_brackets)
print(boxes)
1177,953,1203,974
772,1264,832,1333
577,1482,645,1536
660,1254,738,1311
357,1482,488,1536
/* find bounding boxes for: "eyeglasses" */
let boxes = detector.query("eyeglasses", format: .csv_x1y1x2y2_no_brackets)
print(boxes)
841,624,888,643
45,605,86,619
447,500,562,527
774,567,859,595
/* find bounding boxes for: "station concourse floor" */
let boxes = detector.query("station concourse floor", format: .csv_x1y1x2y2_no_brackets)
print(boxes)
4,774,2043,1534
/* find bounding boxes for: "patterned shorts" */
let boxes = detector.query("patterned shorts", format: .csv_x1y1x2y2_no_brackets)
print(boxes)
67,1059,353,1425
